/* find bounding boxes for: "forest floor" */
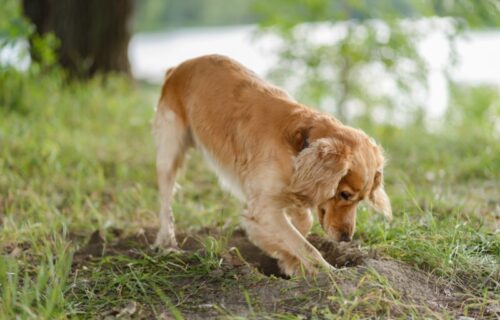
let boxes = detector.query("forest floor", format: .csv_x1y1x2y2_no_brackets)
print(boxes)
1,77,498,319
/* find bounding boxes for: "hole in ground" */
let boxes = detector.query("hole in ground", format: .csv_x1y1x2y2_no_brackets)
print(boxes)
217,229,374,277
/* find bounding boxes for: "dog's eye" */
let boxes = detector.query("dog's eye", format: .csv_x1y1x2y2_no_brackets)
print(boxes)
339,191,352,201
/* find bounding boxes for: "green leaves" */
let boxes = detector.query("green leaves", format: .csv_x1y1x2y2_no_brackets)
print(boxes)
255,0,498,123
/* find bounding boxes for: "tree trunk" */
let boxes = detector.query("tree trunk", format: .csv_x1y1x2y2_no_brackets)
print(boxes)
22,0,133,78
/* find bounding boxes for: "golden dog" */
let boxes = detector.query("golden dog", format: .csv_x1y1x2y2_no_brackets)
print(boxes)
153,55,391,275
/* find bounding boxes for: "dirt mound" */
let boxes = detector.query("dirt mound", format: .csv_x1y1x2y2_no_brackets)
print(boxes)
217,229,374,277
308,234,377,267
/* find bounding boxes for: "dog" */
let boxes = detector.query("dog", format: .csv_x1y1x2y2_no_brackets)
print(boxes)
153,55,391,276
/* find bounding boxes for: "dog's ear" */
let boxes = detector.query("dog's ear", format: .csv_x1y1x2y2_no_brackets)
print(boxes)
367,170,392,220
289,138,350,205
290,127,311,153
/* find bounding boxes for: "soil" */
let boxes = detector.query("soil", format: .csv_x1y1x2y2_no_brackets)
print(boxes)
72,227,499,318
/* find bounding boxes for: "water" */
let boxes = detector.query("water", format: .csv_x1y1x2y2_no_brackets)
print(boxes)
129,25,277,82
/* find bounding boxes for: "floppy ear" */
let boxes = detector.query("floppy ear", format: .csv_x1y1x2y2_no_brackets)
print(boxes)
368,170,392,220
289,138,350,205
290,127,311,153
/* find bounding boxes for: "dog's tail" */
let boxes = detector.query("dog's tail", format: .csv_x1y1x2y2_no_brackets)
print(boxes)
159,67,176,103
157,65,187,123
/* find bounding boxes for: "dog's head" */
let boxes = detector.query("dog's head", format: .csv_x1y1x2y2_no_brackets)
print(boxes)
289,122,391,242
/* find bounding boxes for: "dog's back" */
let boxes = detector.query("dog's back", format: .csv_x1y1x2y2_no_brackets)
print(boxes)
158,55,304,188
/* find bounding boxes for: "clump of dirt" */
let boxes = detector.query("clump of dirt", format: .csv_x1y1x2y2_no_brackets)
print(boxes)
308,234,377,267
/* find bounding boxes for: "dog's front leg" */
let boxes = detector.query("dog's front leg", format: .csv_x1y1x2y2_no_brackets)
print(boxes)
242,198,332,276
287,207,313,237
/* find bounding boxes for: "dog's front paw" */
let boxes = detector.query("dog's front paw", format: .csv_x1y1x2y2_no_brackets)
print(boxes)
278,256,302,276
278,256,335,277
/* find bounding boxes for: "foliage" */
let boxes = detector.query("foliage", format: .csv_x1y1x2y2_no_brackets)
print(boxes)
133,0,258,31
254,0,500,122
0,0,60,113
0,0,33,47
0,0,58,70
447,82,500,135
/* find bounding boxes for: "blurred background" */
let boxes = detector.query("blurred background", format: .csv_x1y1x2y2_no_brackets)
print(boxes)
2,0,500,126
1,2,499,317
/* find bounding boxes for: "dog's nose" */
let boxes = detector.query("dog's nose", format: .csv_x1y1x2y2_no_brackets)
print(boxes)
339,233,352,242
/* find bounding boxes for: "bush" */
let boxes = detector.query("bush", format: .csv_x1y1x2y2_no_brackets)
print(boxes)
0,0,60,113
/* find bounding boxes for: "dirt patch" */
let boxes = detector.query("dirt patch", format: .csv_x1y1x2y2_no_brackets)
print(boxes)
72,228,498,318
209,229,375,277
74,228,373,277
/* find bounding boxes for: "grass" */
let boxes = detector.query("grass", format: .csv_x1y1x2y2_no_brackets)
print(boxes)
0,72,499,319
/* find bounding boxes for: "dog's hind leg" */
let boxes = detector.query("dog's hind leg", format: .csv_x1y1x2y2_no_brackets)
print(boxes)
153,106,189,248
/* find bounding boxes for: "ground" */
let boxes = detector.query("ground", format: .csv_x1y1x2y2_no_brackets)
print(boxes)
0,76,499,319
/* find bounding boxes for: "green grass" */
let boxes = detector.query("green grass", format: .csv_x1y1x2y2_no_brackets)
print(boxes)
0,73,498,318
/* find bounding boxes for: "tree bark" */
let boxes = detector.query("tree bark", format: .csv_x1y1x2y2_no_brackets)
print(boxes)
22,0,133,78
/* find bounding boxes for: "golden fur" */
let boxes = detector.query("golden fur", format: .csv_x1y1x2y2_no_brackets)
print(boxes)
153,55,391,275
